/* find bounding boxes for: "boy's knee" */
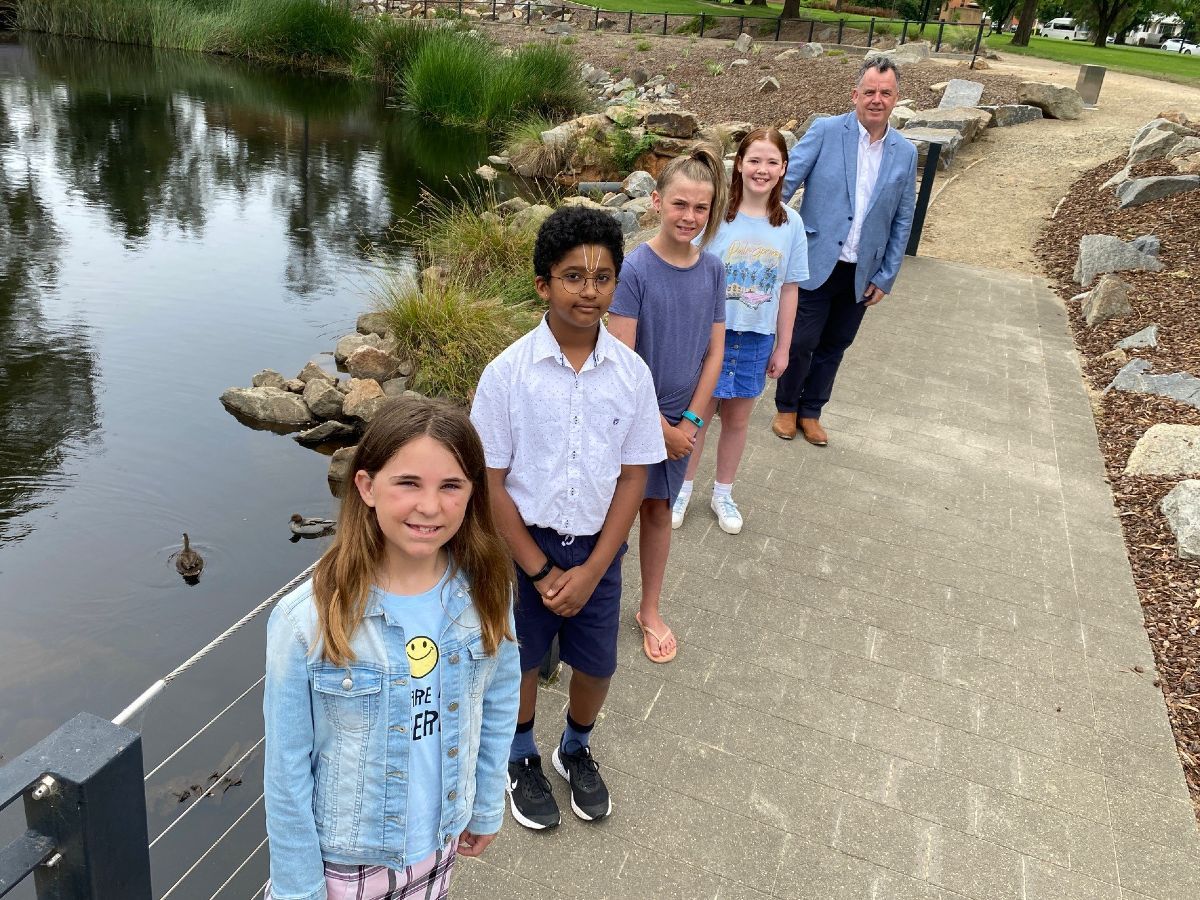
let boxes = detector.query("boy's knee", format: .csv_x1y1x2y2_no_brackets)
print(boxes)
641,498,670,525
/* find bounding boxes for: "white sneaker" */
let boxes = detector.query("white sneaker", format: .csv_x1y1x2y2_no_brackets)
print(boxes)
671,491,692,529
710,495,743,535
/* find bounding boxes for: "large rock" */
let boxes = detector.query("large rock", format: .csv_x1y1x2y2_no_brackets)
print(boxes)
758,76,780,94
508,203,554,233
495,197,530,217
1116,324,1159,350
294,420,358,446
380,377,409,398
985,104,1043,127
303,378,345,421
644,109,698,139
937,79,984,110
622,170,656,198
797,112,832,136
1128,128,1183,165
903,108,992,142
866,41,930,65
890,107,917,129
1176,153,1200,175
356,311,392,338
1117,175,1200,209
900,128,964,169
733,32,752,53
1073,234,1164,286
328,445,357,497
1131,118,1192,150
1161,481,1200,560
539,122,576,151
1016,82,1083,120
1124,424,1200,476
343,378,388,423
1107,359,1200,411
797,42,823,58
220,387,316,428
334,332,379,364
1167,136,1200,159
251,369,286,389
1081,274,1132,327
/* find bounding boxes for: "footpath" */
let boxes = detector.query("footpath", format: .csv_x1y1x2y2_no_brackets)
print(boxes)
453,255,1200,899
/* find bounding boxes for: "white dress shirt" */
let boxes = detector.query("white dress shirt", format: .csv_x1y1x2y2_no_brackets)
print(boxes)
839,120,887,264
470,316,666,537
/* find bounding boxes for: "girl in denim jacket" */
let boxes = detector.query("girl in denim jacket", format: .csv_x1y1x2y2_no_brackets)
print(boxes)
264,395,520,900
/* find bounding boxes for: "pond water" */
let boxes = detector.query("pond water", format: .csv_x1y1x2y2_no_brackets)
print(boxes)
0,33,496,894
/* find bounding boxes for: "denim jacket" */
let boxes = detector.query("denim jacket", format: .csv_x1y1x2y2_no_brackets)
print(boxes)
263,571,520,900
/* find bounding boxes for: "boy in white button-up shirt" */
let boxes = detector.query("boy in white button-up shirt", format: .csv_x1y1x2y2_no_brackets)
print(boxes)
471,208,665,832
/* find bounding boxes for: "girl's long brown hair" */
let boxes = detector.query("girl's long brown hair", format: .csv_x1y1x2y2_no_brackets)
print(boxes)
655,141,729,249
726,129,789,228
314,395,514,665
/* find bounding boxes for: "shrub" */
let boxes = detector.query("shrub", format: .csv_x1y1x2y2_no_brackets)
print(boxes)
504,115,569,179
349,17,435,82
704,59,725,76
950,30,978,51
609,122,655,173
674,14,716,34
222,0,365,62
501,42,589,122
379,276,538,403
635,38,652,51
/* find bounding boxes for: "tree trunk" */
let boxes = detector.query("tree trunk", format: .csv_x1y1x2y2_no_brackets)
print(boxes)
750,0,767,5
1092,10,1117,47
1011,0,1036,46
781,0,801,17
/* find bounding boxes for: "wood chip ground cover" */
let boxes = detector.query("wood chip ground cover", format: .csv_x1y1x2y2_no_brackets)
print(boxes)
1039,156,1200,817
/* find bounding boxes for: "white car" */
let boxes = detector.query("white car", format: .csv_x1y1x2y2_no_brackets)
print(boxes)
1160,38,1197,54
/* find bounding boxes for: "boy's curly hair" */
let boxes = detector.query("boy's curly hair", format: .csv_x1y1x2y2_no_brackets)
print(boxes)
533,206,624,279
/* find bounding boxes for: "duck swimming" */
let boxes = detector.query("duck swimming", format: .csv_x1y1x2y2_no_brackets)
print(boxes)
175,533,204,578
290,514,336,538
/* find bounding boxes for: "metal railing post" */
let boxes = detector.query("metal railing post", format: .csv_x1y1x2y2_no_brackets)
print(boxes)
0,713,152,899
837,17,844,43
526,0,532,24
738,15,744,35
626,9,632,32
935,21,945,51
900,19,908,44
775,16,782,41
906,142,941,257
457,0,462,14
970,20,984,65
593,5,598,28
699,13,706,37
662,11,667,33
808,19,815,41
492,0,496,18
867,17,875,46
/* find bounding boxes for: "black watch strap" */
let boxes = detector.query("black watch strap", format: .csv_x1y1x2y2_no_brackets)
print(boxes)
527,559,554,582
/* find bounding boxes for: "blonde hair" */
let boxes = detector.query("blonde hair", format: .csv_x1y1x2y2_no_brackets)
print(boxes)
655,142,729,249
315,395,514,666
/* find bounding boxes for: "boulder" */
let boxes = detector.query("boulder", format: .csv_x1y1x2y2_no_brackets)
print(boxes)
867,41,929,65
475,164,498,181
1073,234,1164,286
495,197,530,217
220,387,316,428
334,332,378,364
730,58,750,68
1081,274,1132,327
1176,154,1200,175
605,208,639,235
776,48,800,61
890,107,917,129
343,378,388,423
1128,128,1183,165
294,420,358,446
797,42,823,58
644,109,698,138
251,369,286,389
1124,424,1200,476
282,378,305,393
580,62,607,84
346,345,403,382
356,311,392,338
1016,82,1083,120
900,128,964,169
623,170,657,198
930,82,949,95
797,112,832,136
487,154,512,169
380,377,409,398
1131,118,1192,149
1099,349,1128,365
903,108,992,142
328,445,357,497
1167,136,1200,159
302,378,345,420
937,79,984,110
1130,234,1160,256
968,58,989,70
1100,166,1133,191
1158,110,1192,127
733,32,753,53
1116,324,1159,350
986,104,1043,127
560,195,605,210
1107,360,1200,411
1161,481,1200,560
758,77,780,94
602,192,630,207
1117,175,1200,209
507,203,554,233
710,120,756,145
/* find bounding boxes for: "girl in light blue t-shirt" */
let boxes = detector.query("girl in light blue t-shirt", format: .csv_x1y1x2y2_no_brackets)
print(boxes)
674,128,809,536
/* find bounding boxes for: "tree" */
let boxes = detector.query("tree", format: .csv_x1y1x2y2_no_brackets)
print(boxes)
987,0,1021,30
782,0,803,16
1012,0,1038,43
1066,0,1167,46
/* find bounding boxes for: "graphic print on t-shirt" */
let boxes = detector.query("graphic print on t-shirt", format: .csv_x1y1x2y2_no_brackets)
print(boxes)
723,240,782,311
406,634,440,740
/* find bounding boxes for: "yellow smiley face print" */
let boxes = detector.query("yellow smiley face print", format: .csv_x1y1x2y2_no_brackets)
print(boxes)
405,635,438,679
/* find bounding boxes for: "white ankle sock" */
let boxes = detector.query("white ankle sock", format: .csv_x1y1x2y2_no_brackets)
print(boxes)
678,480,694,499
712,481,733,499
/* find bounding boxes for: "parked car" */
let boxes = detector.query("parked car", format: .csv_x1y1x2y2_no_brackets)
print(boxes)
1160,38,1197,54
1038,17,1090,40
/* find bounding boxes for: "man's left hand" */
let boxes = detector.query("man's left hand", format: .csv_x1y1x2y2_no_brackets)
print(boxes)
863,283,887,306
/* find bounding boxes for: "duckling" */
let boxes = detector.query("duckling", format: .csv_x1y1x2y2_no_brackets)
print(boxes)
290,514,336,538
175,533,204,578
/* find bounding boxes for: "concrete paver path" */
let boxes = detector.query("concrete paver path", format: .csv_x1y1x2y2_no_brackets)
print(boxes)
454,256,1200,900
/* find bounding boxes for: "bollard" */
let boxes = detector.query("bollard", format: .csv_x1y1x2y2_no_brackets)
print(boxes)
1075,64,1106,108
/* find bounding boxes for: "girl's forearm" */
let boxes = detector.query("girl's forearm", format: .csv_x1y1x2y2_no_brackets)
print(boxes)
776,284,798,350
687,323,726,415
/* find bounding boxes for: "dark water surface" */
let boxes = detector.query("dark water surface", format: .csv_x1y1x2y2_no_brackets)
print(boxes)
0,34,492,895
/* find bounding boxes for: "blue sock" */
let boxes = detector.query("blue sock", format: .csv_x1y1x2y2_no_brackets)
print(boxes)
509,718,537,763
560,712,594,755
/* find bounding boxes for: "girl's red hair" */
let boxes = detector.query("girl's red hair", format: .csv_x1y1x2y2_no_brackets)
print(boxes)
725,129,789,228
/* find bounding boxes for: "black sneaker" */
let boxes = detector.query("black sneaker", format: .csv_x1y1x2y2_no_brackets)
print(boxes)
506,756,560,830
552,742,611,822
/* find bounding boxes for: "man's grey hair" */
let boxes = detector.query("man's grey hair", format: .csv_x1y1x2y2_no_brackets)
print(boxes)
856,56,901,89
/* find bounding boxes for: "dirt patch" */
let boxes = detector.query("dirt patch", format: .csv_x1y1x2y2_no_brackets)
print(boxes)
1037,155,1200,817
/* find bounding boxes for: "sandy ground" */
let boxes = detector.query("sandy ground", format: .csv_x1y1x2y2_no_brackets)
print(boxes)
917,54,1200,273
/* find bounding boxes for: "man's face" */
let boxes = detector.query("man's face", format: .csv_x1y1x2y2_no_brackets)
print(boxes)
852,67,899,133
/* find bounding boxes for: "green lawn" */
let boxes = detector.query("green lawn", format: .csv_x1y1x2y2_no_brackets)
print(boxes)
984,34,1200,85
589,0,781,19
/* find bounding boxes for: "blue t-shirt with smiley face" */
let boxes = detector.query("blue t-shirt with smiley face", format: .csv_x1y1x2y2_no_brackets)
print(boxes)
377,564,451,857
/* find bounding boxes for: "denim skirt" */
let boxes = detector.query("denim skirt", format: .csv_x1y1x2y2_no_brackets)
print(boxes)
713,330,775,400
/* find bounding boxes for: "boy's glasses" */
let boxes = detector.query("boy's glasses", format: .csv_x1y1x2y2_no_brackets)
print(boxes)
551,273,618,295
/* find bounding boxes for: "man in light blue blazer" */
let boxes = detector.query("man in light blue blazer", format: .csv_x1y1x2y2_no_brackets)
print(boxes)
773,56,917,446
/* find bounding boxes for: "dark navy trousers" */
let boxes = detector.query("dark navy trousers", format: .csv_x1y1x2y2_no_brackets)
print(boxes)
774,261,868,418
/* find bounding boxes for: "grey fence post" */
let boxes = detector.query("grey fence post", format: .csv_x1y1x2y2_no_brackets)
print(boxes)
900,19,908,43
906,142,941,256
0,713,152,899
837,17,844,43
593,5,598,28
662,11,667,33
970,20,984,65
935,21,945,51
627,9,632,31
775,16,782,40
526,1,532,24
808,19,815,41
738,15,744,34
699,14,706,37
867,17,875,46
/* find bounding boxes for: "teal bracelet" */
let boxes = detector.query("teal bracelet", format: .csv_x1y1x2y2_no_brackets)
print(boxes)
680,410,704,428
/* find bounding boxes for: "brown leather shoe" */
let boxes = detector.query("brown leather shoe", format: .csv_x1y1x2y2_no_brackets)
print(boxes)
799,417,828,446
771,412,797,440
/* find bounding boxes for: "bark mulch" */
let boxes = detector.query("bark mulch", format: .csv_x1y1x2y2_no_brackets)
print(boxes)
1038,155,1200,818
487,25,1027,126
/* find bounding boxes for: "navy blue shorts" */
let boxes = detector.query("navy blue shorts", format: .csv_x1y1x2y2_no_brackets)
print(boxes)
514,526,626,679
644,455,688,504
713,330,775,399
